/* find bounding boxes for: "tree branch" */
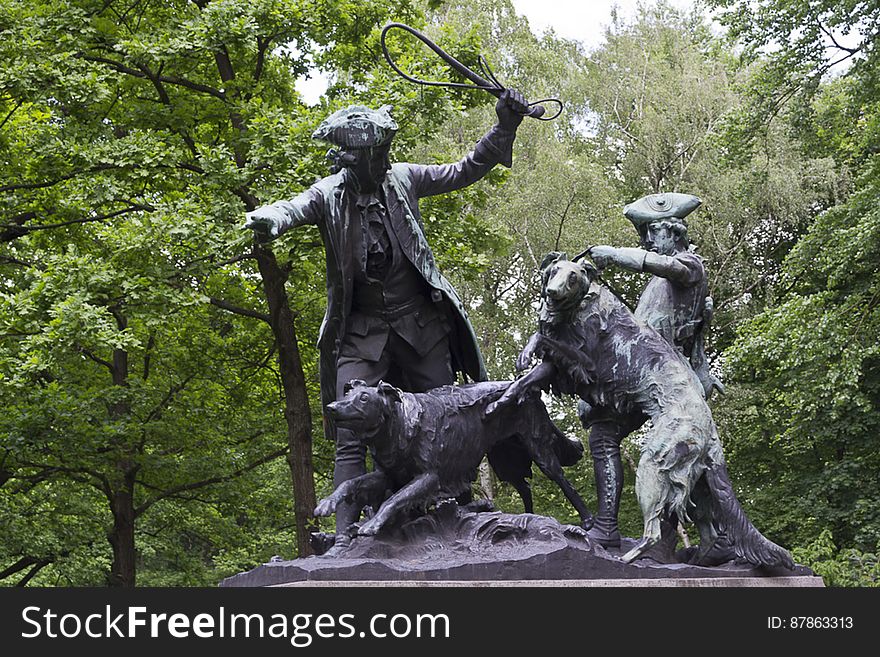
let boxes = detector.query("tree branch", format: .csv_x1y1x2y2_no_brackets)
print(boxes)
80,54,228,101
134,447,287,516
0,164,115,193
0,99,22,131
818,23,860,55
254,36,269,84
0,254,37,267
142,333,155,381
174,162,205,175
214,253,257,267
0,556,49,581
77,345,114,372
16,558,53,586
553,191,577,251
210,42,251,170
209,297,270,323
1,204,154,241
141,374,196,426
13,460,111,498
0,211,36,242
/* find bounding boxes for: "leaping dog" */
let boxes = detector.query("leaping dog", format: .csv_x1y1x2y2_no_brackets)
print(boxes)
489,252,793,568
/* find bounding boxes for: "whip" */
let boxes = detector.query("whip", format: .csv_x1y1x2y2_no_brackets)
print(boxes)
380,22,563,121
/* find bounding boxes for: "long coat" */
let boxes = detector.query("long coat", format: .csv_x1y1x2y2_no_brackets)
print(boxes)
250,125,515,439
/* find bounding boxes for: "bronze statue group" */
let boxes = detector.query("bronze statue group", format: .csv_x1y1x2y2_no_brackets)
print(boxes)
244,90,793,569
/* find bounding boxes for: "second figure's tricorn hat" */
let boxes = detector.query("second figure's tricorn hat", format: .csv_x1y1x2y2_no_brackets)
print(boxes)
623,192,702,231
311,105,398,149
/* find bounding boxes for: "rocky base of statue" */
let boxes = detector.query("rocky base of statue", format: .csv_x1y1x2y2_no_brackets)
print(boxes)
220,502,814,587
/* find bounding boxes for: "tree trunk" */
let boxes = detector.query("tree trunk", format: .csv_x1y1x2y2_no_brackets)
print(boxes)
255,244,317,557
105,324,140,587
204,26,317,555
107,474,137,587
478,459,494,503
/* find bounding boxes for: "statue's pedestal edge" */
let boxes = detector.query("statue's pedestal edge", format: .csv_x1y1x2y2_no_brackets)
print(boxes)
267,576,824,587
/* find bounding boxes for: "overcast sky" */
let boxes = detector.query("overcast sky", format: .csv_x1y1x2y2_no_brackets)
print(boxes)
509,0,697,48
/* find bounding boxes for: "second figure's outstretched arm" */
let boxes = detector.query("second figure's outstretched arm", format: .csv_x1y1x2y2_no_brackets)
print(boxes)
588,246,698,285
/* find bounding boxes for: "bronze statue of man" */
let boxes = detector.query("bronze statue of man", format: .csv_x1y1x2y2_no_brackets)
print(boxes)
582,192,721,548
244,91,529,552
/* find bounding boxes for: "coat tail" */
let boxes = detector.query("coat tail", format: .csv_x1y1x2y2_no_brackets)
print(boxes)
552,425,584,467
706,463,794,569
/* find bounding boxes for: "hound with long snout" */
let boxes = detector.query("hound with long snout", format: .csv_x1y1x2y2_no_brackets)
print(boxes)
315,379,592,540
489,252,793,568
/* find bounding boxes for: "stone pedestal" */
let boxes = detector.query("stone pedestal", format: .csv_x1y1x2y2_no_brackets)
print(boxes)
220,506,819,587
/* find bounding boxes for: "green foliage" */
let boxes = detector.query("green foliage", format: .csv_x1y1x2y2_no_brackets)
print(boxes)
720,157,880,552
576,3,847,353
0,0,521,586
0,0,426,586
708,1,880,584
792,529,880,587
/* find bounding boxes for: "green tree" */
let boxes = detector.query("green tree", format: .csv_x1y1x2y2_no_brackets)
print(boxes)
577,2,845,350
706,0,880,576
720,158,880,554
0,0,429,586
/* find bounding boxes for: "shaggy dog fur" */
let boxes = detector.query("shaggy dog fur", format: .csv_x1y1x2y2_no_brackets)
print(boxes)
493,252,793,568
314,379,592,537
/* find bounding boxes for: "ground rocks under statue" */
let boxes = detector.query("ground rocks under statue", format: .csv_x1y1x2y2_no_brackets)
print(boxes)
220,504,817,587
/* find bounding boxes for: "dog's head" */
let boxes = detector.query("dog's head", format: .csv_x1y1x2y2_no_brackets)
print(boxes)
539,252,599,323
325,380,403,436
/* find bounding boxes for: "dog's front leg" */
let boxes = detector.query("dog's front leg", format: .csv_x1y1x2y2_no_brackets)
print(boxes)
358,473,440,536
314,471,388,518
515,332,542,371
486,361,557,417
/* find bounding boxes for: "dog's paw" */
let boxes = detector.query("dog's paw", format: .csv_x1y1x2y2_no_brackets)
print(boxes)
314,497,337,517
516,334,541,371
580,513,594,531
486,391,517,417
514,354,531,372
357,519,381,536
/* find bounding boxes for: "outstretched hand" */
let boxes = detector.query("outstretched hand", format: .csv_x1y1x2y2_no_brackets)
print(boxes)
495,88,529,132
587,245,617,269
242,213,277,242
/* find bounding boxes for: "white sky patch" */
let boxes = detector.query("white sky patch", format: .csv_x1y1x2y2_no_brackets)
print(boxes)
509,0,697,50
295,73,331,106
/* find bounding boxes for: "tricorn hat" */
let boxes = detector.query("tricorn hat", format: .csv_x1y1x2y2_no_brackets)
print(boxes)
623,192,701,228
311,105,398,149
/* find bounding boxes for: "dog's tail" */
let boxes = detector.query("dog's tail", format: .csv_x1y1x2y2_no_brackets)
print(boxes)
706,463,794,569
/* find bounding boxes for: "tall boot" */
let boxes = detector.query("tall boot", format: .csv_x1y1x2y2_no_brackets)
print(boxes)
321,500,359,557
323,427,366,557
587,423,624,548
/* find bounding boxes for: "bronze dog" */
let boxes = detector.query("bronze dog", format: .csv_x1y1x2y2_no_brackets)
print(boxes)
491,253,793,568
315,379,593,538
